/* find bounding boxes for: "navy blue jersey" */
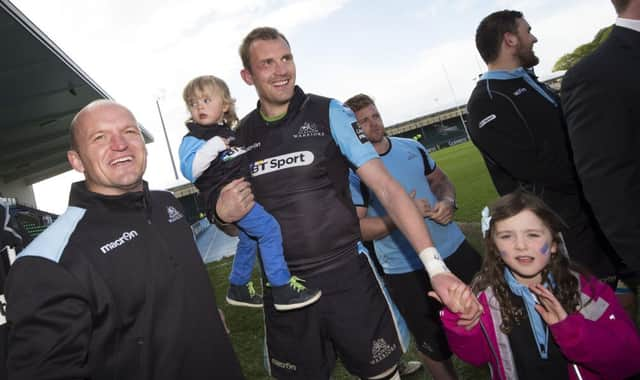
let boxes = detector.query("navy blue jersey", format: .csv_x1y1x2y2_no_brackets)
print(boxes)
235,86,378,275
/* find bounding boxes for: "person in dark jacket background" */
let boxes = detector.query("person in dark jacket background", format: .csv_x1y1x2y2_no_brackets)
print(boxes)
466,10,619,285
1,198,29,380
4,100,244,380
562,0,640,316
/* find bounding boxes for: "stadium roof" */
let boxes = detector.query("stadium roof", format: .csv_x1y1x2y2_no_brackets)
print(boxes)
0,0,153,186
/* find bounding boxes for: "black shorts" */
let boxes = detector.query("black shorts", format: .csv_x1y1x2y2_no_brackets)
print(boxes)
262,253,402,380
384,240,481,360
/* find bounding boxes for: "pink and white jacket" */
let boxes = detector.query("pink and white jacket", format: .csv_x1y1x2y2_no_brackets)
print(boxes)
441,274,640,380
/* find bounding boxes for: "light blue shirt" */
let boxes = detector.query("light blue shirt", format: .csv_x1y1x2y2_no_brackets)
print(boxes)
349,137,465,274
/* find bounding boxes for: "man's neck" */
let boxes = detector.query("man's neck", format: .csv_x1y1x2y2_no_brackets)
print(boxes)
259,102,289,119
373,137,390,155
487,58,521,72
618,1,640,20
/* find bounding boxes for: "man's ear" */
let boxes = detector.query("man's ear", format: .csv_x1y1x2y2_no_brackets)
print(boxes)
240,68,254,86
67,150,85,173
503,31,518,47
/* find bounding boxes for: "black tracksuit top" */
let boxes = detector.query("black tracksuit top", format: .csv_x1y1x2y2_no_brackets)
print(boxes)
5,181,244,380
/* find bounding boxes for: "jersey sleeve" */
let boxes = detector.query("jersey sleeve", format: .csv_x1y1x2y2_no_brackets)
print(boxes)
348,169,367,208
328,99,378,168
179,135,227,182
412,140,436,175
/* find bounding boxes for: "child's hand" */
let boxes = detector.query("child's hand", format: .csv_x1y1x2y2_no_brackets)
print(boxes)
222,137,234,147
431,282,481,330
530,284,568,325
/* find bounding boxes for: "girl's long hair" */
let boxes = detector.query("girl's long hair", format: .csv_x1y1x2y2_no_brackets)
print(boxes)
472,191,584,333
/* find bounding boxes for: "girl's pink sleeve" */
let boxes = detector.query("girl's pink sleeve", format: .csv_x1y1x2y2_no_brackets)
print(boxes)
440,306,492,367
550,278,640,379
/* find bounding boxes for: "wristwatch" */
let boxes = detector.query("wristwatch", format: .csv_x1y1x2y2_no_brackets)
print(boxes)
442,196,458,210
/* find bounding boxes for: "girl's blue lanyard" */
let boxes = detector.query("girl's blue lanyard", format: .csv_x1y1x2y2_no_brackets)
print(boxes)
504,268,555,359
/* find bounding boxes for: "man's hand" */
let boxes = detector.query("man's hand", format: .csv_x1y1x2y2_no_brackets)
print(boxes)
216,178,255,223
428,272,482,329
426,201,455,225
530,284,568,325
410,190,432,218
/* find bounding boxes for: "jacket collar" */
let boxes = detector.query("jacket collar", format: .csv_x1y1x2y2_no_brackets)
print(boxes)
610,25,640,57
69,181,152,214
616,17,640,33
481,67,558,107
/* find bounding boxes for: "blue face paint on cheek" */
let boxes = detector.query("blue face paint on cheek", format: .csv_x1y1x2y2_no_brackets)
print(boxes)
539,242,550,255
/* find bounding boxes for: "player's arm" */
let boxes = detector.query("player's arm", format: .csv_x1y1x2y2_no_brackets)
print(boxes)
356,207,395,241
426,167,457,225
355,160,436,253
330,101,482,321
179,135,228,182
6,258,92,379
214,178,254,226
417,144,457,224
348,169,395,241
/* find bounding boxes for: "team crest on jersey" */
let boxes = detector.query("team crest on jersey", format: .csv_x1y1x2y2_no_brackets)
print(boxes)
369,338,397,364
293,121,324,138
167,206,184,223
351,121,369,144
250,151,314,177
407,151,417,160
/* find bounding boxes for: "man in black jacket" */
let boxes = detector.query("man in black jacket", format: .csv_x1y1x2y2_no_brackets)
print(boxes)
562,0,640,312
4,100,244,380
466,10,618,281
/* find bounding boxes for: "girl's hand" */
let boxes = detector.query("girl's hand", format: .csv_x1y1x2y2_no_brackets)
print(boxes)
432,282,481,330
529,284,568,325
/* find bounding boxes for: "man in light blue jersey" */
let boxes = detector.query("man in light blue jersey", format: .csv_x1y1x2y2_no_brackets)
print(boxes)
345,94,482,380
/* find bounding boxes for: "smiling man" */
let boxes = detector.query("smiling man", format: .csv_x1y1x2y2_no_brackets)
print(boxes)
466,10,618,285
215,27,481,380
4,100,244,380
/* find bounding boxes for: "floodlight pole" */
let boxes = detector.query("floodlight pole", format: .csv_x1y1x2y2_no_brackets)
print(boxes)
156,98,179,180
442,64,471,142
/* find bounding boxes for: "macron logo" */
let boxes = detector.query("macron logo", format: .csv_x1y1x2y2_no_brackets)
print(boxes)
100,230,139,254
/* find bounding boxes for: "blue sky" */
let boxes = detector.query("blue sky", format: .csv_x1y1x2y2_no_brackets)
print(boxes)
10,0,615,213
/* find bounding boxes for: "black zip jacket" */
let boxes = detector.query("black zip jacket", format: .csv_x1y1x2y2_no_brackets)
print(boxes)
4,181,244,380
467,75,616,277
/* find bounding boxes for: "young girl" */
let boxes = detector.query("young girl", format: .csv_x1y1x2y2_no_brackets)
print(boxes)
178,75,321,311
441,191,640,380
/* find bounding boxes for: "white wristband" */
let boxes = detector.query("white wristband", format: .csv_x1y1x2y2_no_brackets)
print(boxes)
419,247,450,279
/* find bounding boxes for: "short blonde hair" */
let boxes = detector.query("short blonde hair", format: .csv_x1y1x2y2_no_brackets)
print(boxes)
182,75,238,125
